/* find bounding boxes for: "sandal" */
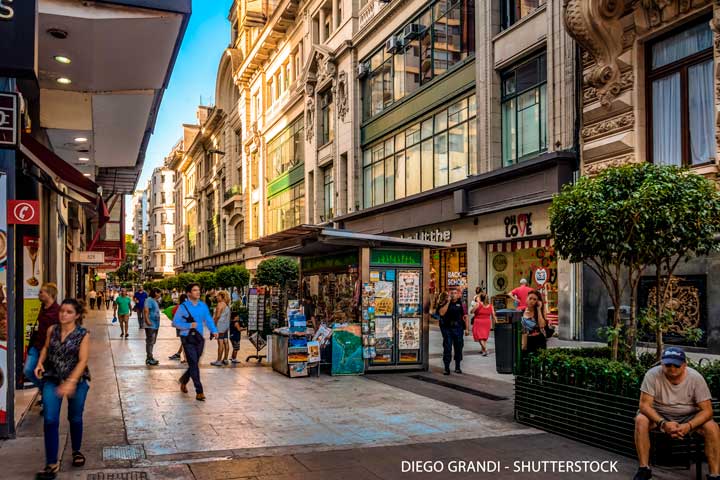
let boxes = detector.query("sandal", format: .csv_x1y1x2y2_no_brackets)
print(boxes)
72,451,85,467
35,464,59,479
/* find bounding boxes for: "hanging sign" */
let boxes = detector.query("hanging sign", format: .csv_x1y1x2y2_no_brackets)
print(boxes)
535,268,548,287
0,93,19,148
8,200,39,224
0,0,38,78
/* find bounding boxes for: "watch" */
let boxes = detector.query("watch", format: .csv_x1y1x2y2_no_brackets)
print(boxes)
657,419,667,431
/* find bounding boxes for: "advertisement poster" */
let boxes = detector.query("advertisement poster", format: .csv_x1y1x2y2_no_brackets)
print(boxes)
331,324,363,375
23,236,41,356
375,316,393,339
307,341,321,363
0,174,7,425
398,318,420,350
374,281,393,298
398,271,420,304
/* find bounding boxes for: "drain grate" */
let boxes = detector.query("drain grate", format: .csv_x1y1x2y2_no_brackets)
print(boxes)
102,445,146,461
87,473,148,480
409,375,509,401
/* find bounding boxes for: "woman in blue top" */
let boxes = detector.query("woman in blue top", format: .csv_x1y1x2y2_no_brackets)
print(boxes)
143,288,161,366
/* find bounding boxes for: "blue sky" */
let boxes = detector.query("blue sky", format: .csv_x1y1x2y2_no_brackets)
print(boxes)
126,0,233,232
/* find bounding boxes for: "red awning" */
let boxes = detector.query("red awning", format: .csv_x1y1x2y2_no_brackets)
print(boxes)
19,134,99,203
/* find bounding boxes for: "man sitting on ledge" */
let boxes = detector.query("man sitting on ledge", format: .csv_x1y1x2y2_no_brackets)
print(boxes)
634,347,719,480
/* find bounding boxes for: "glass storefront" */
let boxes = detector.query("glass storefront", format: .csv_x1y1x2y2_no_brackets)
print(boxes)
266,116,304,180
486,238,558,326
430,247,467,297
267,182,305,236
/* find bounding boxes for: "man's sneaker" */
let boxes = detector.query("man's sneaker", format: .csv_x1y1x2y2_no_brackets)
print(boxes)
231,359,241,364
168,353,180,360
210,361,223,366
147,358,159,366
222,360,229,365
443,369,451,375
707,475,720,480
455,368,463,374
633,467,652,480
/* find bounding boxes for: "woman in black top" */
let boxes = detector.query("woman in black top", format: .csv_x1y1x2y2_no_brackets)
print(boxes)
34,299,91,479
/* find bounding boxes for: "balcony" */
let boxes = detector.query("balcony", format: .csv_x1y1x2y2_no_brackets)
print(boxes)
223,185,243,210
359,0,390,30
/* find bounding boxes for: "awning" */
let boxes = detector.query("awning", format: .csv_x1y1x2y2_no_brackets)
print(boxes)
19,134,99,204
247,226,451,257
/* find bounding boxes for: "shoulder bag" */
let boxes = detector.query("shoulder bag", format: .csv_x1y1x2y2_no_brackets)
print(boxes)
181,303,203,346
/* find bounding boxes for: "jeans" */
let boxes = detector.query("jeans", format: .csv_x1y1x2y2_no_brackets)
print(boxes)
23,346,42,389
441,326,464,370
42,380,89,465
180,337,205,394
145,328,158,360
136,308,145,328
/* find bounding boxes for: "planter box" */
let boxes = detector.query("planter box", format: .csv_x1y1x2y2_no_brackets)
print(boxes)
515,375,720,462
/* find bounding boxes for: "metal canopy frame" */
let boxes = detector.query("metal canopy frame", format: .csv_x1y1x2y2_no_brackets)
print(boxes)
247,225,451,257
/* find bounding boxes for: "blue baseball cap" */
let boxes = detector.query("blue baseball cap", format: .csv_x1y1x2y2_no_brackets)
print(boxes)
661,347,687,367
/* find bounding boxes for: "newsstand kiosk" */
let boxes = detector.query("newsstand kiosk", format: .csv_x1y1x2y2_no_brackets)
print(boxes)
248,226,450,375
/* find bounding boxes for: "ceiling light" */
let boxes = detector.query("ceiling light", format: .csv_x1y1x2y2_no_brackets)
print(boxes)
83,173,91,177
47,28,68,40
78,157,89,162
56,77,72,85
54,55,71,64
74,137,88,143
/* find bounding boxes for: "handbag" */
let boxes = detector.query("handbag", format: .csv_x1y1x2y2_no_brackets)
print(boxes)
181,304,203,346
544,323,556,338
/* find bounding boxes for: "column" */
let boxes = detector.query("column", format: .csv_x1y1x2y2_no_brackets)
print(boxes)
319,8,326,43
332,0,339,32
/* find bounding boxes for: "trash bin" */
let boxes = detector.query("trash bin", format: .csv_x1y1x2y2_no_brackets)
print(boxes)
495,309,522,374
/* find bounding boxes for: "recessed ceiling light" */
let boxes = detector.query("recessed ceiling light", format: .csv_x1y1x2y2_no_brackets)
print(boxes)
74,137,88,143
83,173,91,177
54,55,71,64
47,28,68,40
78,157,89,162
56,77,72,85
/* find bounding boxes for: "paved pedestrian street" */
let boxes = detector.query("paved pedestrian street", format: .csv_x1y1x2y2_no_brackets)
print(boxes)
0,310,692,479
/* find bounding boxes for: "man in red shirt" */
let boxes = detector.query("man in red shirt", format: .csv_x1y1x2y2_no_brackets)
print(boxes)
24,283,60,389
510,279,533,311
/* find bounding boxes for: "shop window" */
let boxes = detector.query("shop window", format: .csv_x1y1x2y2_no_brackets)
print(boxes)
267,116,304,180
362,94,476,208
501,0,545,30
501,53,547,167
323,165,334,221
648,20,714,166
430,247,467,295
267,182,305,235
361,0,475,121
319,89,335,145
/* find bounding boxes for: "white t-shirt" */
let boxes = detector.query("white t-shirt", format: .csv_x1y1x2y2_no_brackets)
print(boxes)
640,366,712,421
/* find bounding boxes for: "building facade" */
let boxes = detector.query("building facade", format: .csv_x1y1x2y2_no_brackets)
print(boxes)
146,165,176,278
562,0,720,351
131,189,148,274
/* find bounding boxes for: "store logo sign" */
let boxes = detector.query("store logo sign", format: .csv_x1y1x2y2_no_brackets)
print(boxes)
504,213,533,238
535,268,548,286
401,228,451,242
8,200,39,224
0,0,14,20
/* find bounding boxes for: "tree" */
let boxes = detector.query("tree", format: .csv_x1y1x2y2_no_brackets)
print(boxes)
632,165,720,359
215,265,250,290
550,165,649,361
195,272,217,291
255,257,298,287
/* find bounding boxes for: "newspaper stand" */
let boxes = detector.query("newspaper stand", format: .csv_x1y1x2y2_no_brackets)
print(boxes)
246,287,267,362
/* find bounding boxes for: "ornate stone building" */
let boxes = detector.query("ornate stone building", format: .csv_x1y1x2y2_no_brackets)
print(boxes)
563,0,720,349
147,164,176,278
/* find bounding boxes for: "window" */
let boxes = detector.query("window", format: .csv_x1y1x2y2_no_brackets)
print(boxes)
501,53,547,166
363,94,476,208
284,62,291,90
501,0,545,29
362,0,475,120
649,21,715,166
161,212,166,224
323,165,334,220
294,47,303,80
268,78,274,104
267,182,305,235
267,116,304,179
319,89,335,145
161,192,166,205
161,175,165,184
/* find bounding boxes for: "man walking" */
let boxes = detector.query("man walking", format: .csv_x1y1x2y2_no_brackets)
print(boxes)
88,289,97,310
173,283,218,401
438,290,468,375
133,285,148,329
113,288,132,338
634,347,720,480
143,288,161,366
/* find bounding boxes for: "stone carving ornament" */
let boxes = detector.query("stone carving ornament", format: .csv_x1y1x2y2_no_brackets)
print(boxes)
306,85,315,142
563,0,626,107
337,70,349,121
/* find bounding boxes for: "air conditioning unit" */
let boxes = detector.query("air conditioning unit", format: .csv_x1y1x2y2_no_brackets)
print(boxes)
357,62,370,78
403,23,424,41
385,36,403,53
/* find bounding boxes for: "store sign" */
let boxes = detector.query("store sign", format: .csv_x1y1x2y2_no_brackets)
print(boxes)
504,213,533,238
535,268,548,286
70,251,105,265
370,249,422,266
0,93,19,148
0,0,37,78
8,200,39,224
400,228,451,242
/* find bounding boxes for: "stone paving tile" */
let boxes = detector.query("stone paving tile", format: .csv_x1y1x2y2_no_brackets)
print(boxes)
255,467,382,480
190,456,308,480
